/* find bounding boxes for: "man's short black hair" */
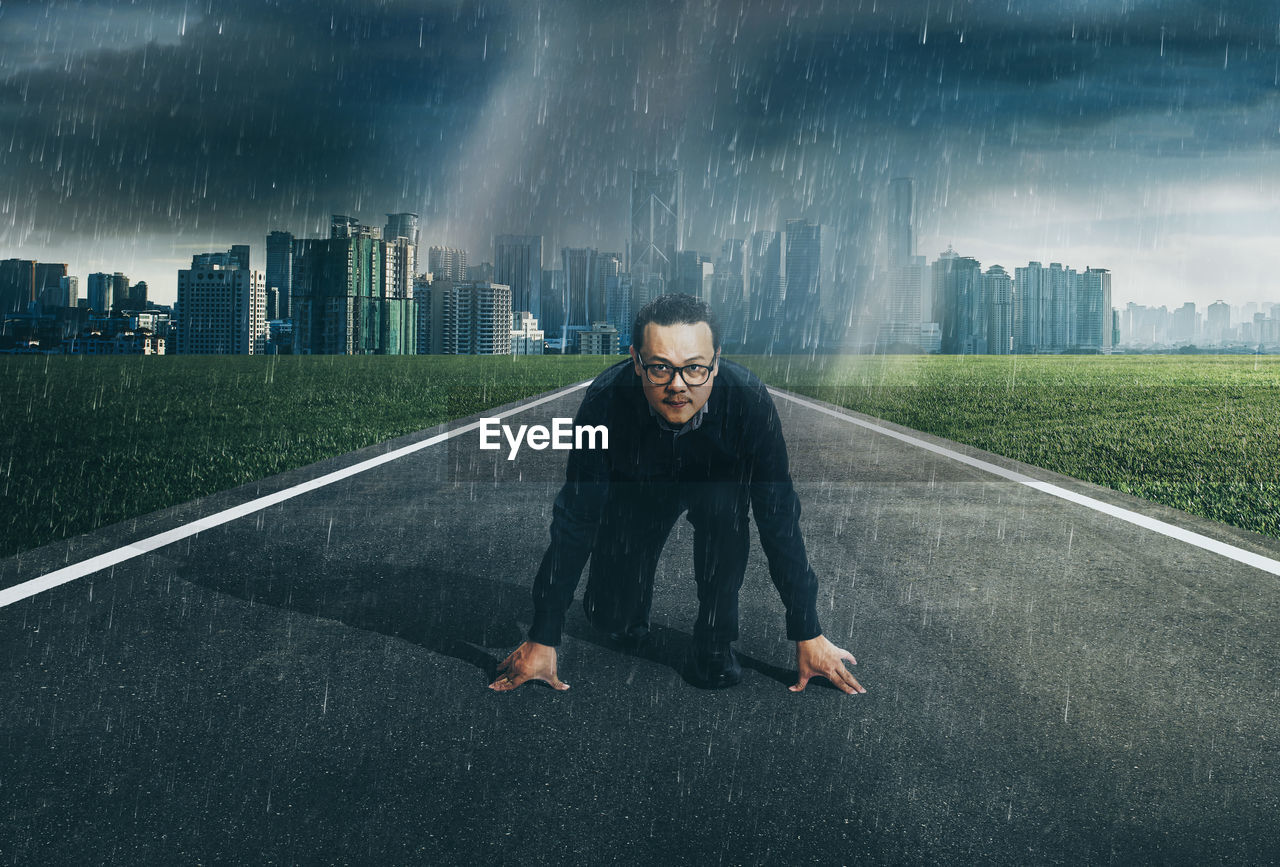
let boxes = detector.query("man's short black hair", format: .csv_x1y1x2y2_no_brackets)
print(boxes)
631,293,721,355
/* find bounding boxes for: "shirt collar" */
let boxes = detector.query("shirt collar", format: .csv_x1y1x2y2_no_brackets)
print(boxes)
648,398,709,435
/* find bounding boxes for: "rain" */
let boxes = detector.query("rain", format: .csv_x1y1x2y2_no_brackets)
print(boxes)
1,1,1279,865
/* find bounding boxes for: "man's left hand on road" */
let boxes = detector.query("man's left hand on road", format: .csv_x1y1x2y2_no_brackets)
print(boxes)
790,634,865,695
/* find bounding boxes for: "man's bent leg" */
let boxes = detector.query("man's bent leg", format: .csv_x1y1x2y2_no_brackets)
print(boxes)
684,483,752,646
582,482,683,643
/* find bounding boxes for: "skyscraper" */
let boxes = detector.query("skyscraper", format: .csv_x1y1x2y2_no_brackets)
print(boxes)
882,261,926,350
109,273,130,313
1172,301,1197,345
1014,261,1045,353
595,251,624,323
606,272,634,349
540,267,566,342
0,259,35,316
1075,267,1112,352
746,229,785,351
266,230,295,319
415,274,444,354
383,214,419,298
125,280,148,310
888,177,915,267
561,247,603,336
30,263,67,311
175,250,267,354
437,282,513,355
494,234,543,319
384,213,420,248
712,239,748,348
292,220,416,355
428,247,468,282
1206,300,1232,344
57,275,79,310
672,250,712,302
1044,263,1077,351
330,215,368,239
932,248,985,354
985,265,1014,355
782,219,822,352
629,168,681,283
86,272,127,315
883,179,928,350
383,237,415,299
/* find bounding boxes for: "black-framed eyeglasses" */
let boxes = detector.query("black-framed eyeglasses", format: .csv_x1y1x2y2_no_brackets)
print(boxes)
639,354,718,386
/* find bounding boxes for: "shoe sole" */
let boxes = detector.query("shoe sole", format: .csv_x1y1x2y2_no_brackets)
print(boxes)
684,672,741,689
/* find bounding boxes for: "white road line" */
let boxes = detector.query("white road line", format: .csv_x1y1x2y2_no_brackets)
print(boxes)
770,387,1280,577
0,380,594,609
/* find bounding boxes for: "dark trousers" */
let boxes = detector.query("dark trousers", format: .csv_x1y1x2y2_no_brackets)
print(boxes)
582,481,751,645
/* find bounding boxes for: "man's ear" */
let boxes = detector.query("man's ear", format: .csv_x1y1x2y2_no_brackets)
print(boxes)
629,344,640,372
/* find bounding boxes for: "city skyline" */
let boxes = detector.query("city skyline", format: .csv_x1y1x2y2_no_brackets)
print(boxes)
14,203,1280,355
2,1,1278,310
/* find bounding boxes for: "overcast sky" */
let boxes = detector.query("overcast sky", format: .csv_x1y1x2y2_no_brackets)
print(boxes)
2,0,1278,309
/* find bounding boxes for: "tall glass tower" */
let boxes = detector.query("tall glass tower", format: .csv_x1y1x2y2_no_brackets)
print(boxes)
494,234,543,320
628,169,681,284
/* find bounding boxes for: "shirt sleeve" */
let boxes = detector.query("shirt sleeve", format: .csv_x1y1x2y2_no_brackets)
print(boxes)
526,384,612,646
748,391,823,642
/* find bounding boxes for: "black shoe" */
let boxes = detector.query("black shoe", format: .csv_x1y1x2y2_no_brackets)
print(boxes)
683,641,742,689
583,598,650,650
603,624,650,651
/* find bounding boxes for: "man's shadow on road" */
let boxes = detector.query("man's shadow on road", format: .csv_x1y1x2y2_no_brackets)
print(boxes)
184,541,797,689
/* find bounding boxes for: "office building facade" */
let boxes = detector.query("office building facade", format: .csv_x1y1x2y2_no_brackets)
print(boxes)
292,219,416,355
511,311,545,355
494,235,543,320
418,282,512,355
428,246,468,283
783,219,822,352
175,250,267,354
266,230,295,320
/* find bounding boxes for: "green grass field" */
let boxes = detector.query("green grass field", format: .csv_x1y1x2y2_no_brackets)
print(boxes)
3,353,1278,561
746,354,1280,539
0,354,618,559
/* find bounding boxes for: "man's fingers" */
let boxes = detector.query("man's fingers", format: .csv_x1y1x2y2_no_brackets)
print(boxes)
832,666,859,695
489,668,528,691
833,659,868,694
831,662,866,695
839,668,866,694
489,673,519,690
790,664,867,696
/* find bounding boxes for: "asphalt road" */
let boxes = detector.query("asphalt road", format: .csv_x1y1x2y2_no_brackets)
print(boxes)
2,380,1277,865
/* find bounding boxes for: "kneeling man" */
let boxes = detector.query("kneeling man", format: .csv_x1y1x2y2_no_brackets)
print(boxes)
490,294,864,694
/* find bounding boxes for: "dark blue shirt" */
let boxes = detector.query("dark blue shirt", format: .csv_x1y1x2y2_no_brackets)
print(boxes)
528,357,823,646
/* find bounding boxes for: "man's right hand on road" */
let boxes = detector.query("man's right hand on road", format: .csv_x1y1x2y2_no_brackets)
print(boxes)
489,641,570,692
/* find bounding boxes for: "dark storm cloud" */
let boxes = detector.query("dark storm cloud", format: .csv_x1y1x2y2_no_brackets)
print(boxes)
0,0,523,238
1,0,1276,255
688,0,1279,152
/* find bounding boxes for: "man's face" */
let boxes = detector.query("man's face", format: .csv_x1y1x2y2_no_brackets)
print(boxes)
629,321,719,426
